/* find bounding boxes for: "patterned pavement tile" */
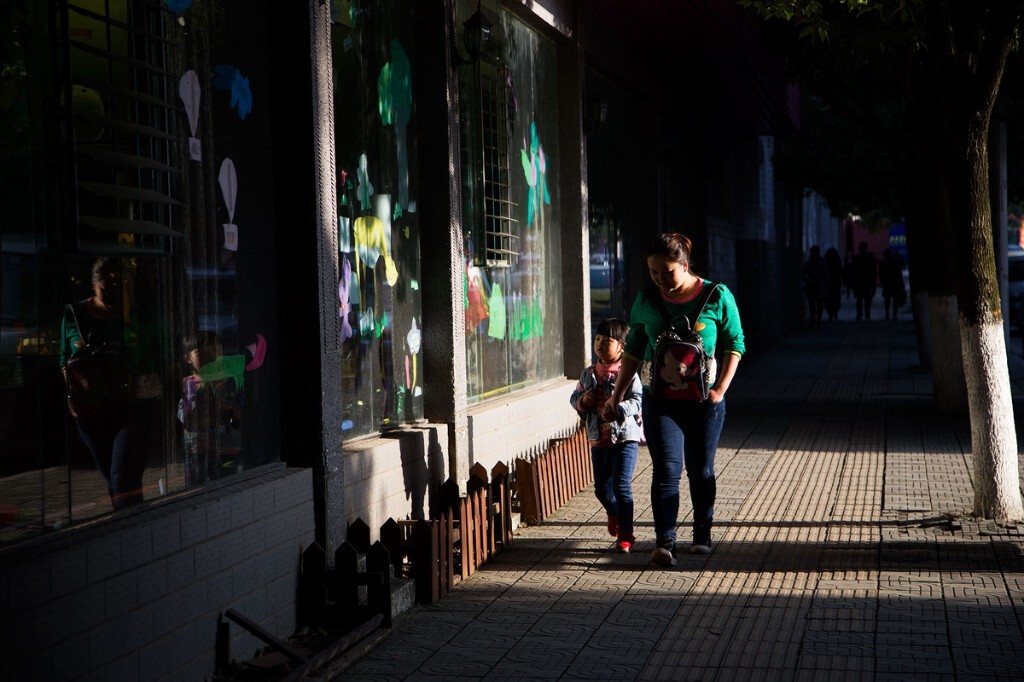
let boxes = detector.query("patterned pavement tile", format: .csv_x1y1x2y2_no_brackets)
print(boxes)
334,324,1024,681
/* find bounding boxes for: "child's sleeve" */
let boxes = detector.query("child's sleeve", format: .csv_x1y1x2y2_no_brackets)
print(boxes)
616,373,644,420
569,368,591,417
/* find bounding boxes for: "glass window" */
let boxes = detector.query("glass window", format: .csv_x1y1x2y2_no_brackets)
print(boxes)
460,5,563,401
332,1,424,439
0,1,280,546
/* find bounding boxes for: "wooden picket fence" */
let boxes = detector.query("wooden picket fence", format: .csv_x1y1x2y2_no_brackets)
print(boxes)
515,427,590,525
306,426,590,622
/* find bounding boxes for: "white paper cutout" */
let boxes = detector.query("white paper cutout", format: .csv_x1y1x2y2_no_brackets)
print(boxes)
218,158,237,224
179,71,201,161
338,215,351,253
223,224,238,251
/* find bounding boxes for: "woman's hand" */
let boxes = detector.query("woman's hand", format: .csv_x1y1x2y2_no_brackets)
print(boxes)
601,396,620,422
708,386,726,404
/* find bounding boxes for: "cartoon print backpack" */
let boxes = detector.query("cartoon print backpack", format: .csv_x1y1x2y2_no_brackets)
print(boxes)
649,283,718,401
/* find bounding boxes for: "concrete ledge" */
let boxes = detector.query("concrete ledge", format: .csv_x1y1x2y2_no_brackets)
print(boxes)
468,379,580,472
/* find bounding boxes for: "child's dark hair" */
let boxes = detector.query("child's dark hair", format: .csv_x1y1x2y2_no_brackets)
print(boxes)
596,318,629,344
182,329,221,357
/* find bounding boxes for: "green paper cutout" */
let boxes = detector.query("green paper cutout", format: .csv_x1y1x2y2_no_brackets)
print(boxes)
487,283,506,339
198,354,246,391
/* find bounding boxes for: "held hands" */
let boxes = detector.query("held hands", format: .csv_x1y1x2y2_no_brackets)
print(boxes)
600,396,621,422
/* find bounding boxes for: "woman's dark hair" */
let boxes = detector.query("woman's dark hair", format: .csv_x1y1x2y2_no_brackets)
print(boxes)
596,317,629,344
91,256,119,284
647,232,693,266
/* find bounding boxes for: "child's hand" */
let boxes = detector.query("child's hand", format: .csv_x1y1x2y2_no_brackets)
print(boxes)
578,390,597,409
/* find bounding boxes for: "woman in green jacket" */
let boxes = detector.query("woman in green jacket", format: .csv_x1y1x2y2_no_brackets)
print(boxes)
606,233,745,566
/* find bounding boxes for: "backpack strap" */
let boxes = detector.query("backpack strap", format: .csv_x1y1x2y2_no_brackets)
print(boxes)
647,281,719,332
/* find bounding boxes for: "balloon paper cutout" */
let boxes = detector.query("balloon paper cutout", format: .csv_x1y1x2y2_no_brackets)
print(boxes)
218,158,238,251
212,64,252,120
245,334,267,371
179,70,201,160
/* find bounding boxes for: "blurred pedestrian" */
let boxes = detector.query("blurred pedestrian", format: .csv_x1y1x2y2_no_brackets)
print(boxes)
824,247,843,321
879,249,907,321
801,246,827,328
851,242,877,321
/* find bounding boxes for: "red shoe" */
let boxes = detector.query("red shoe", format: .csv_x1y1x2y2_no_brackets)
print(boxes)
607,515,618,537
614,537,634,553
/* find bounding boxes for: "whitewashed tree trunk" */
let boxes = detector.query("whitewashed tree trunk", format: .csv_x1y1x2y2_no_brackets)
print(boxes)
928,295,967,412
961,318,1023,521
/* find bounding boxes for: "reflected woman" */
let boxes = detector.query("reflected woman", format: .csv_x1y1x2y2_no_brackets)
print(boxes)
60,256,145,509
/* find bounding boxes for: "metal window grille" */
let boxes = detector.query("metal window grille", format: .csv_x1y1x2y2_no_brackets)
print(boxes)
60,0,182,249
472,61,518,268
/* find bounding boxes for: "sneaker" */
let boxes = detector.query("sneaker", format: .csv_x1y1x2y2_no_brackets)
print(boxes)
607,514,618,537
614,538,633,554
650,538,677,567
691,528,712,555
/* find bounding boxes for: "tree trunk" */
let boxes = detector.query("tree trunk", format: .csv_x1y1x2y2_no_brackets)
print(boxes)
962,320,1021,521
929,295,967,412
947,111,1022,521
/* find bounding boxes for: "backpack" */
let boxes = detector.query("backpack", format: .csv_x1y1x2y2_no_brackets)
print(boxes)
649,283,719,402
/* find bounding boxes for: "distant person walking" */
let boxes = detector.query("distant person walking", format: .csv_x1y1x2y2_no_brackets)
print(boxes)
824,247,843,321
851,242,877,321
879,249,907,321
801,246,828,328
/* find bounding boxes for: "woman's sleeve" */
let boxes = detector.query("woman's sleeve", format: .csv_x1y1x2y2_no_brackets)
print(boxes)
716,286,746,356
623,291,649,362
59,304,81,367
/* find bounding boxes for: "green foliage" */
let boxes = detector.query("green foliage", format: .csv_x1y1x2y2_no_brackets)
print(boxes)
738,0,922,44
773,93,899,221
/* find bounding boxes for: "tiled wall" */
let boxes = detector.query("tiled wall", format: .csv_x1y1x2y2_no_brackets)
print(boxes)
0,467,314,682
343,425,450,537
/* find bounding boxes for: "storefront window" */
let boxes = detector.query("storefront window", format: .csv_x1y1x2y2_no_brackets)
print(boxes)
460,5,563,401
331,0,424,439
0,1,280,545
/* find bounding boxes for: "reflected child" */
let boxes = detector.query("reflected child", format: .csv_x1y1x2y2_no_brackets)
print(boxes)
178,330,241,485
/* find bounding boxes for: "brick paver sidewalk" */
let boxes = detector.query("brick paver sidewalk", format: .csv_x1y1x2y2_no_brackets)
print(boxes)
339,320,1024,681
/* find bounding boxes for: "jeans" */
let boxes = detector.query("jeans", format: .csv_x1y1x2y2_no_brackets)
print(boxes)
643,393,726,542
591,441,639,539
76,409,145,509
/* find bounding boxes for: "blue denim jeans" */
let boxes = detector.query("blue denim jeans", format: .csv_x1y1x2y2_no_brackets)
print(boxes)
643,393,726,542
591,440,639,539
76,409,145,509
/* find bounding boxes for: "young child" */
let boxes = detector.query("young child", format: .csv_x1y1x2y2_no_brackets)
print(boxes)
570,318,644,552
178,330,242,485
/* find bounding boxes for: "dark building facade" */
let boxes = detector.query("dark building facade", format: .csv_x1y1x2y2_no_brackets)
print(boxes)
0,1,819,679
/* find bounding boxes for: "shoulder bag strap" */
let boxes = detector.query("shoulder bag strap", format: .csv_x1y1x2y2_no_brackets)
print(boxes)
65,302,86,357
692,282,719,322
